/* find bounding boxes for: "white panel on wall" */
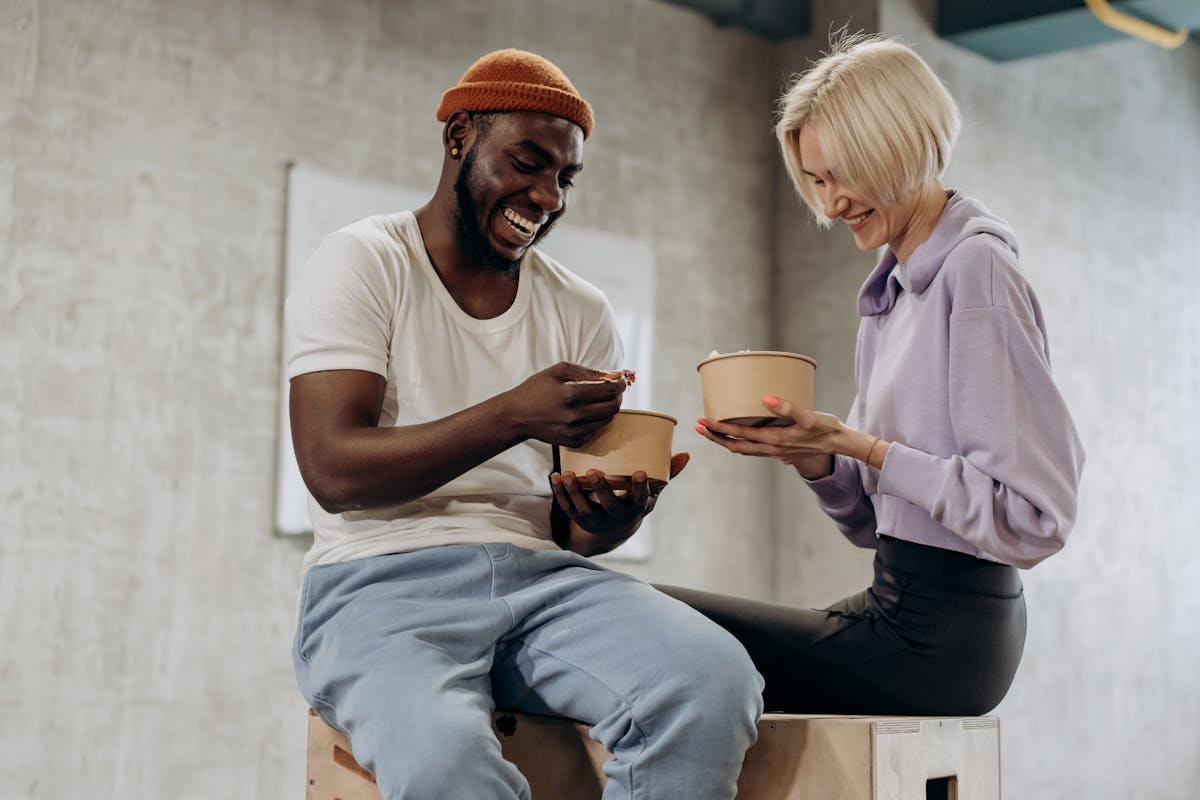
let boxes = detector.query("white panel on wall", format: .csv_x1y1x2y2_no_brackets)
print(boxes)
274,163,428,537
275,164,658,561
538,224,657,561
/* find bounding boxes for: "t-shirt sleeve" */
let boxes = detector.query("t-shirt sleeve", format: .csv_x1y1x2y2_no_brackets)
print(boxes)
285,232,393,380
576,295,625,373
876,239,1086,568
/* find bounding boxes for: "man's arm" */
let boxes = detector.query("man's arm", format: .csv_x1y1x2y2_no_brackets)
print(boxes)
290,363,627,514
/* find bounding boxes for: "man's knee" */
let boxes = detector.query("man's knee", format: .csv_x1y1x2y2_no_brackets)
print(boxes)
643,627,764,727
354,710,529,800
695,632,764,718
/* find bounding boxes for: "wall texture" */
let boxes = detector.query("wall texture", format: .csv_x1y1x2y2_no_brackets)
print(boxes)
0,1,778,797
4,0,1199,798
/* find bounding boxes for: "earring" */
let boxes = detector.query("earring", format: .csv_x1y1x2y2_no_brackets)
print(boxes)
450,144,460,158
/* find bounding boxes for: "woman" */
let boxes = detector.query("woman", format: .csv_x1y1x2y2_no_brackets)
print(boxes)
665,35,1085,715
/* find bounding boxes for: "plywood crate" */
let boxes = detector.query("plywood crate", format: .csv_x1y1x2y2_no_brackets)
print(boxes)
306,709,1000,799
739,714,1000,799
305,708,608,800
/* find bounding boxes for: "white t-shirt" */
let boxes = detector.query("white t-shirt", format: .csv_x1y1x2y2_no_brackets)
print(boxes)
285,211,622,571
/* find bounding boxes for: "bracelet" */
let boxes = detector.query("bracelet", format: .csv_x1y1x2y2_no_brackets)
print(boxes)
864,435,882,466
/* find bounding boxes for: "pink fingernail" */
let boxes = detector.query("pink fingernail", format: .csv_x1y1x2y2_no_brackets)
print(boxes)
764,395,779,407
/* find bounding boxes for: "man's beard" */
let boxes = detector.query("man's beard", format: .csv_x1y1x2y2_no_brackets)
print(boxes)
452,149,556,274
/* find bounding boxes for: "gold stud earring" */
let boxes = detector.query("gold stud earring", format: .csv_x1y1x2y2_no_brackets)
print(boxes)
450,145,460,158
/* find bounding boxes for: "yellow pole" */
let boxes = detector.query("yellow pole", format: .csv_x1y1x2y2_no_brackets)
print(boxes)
1084,0,1189,49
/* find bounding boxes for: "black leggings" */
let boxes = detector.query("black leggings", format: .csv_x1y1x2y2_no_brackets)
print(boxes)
656,536,1026,716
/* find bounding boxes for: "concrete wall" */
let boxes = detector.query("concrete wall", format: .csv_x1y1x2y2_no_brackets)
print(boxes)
0,1,777,797
4,0,1199,797
773,2,1200,797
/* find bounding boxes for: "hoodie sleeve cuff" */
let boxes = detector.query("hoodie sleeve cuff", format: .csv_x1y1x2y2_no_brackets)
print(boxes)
876,442,943,509
804,454,863,510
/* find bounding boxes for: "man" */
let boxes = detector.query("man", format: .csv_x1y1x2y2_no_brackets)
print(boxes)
286,49,763,800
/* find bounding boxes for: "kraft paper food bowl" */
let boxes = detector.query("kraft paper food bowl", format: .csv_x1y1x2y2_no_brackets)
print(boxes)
696,351,817,426
559,409,676,492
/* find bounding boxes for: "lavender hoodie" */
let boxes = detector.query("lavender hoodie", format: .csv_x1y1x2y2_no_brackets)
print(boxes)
805,191,1085,569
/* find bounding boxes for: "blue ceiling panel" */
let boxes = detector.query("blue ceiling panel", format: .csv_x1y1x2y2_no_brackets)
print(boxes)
936,0,1199,61
653,0,1197,59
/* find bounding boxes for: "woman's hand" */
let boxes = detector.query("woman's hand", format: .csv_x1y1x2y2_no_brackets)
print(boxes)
696,395,882,477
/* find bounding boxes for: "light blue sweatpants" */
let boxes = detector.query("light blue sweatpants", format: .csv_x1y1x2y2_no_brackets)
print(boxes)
293,542,764,799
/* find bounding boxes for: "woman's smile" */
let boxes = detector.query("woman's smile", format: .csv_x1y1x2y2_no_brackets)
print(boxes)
845,209,874,231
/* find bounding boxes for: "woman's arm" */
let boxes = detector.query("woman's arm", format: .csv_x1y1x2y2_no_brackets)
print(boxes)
876,300,1085,568
696,401,880,548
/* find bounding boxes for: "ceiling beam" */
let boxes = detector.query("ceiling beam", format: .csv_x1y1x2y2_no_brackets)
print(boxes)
656,0,812,41
936,0,1199,61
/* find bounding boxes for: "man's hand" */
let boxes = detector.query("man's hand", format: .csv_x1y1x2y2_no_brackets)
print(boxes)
551,453,690,556
504,362,628,447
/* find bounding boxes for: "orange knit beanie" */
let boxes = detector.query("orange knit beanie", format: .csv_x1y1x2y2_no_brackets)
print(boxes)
436,49,594,139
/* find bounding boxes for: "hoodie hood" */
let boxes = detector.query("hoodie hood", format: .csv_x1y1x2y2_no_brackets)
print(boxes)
857,191,1020,317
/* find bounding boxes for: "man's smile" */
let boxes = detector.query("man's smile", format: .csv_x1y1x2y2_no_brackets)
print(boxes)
501,207,542,244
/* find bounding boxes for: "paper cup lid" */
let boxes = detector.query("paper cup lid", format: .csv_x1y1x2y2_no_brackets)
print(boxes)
616,409,678,424
696,351,817,371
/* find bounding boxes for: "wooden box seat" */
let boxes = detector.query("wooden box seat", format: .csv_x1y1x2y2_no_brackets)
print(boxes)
306,708,1000,799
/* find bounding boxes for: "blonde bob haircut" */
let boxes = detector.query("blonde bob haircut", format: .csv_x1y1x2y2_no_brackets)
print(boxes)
776,34,961,227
